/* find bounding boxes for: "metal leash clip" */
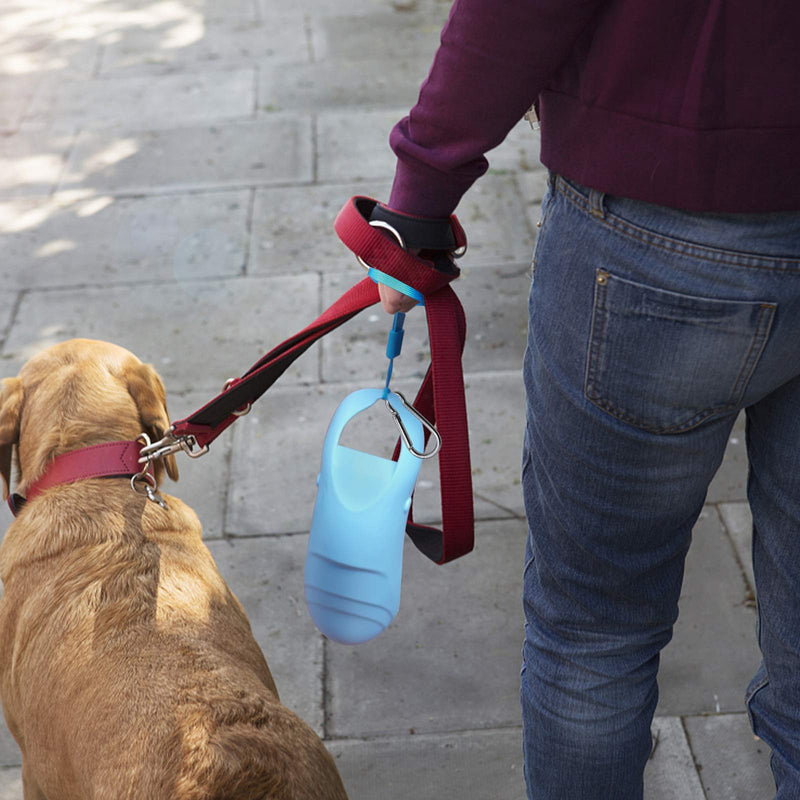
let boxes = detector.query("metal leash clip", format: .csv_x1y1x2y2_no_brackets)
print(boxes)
137,428,209,465
385,391,441,460
132,433,169,508
136,373,252,479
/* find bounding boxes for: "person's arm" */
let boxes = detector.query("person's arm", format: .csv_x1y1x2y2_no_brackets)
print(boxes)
389,0,606,218
376,0,606,312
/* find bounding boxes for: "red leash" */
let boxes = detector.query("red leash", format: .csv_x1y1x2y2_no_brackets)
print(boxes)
11,198,475,565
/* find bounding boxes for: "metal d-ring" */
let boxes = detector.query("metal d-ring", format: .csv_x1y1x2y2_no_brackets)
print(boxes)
223,378,252,417
131,433,168,508
356,220,406,271
384,391,442,459
130,466,168,509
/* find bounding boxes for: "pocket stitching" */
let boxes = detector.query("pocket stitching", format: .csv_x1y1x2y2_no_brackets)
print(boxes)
730,304,775,400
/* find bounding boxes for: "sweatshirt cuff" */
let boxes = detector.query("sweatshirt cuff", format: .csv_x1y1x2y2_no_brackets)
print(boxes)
387,158,464,219
388,122,488,218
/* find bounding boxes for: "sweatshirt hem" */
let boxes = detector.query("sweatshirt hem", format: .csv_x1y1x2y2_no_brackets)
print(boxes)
539,91,800,213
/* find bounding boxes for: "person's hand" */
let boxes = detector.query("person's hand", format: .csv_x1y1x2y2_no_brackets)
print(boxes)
378,283,418,314
377,245,424,314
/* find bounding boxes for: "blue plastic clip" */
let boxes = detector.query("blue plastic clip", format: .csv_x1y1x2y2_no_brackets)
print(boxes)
386,312,405,360
383,312,405,399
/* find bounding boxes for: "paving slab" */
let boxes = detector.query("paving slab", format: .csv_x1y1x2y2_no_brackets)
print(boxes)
487,120,543,175
250,180,393,275
52,0,259,40
250,172,531,277
2,275,319,391
59,116,313,194
330,717,706,800
259,0,383,19
226,372,524,537
99,13,308,77
684,713,774,799
0,6,52,38
165,0,259,21
657,507,760,716
0,767,20,799
259,58,426,114
163,390,234,541
0,720,20,770
0,292,18,350
1,189,249,289
0,74,42,132
646,716,706,800
0,32,100,79
321,266,529,382
707,412,747,503
329,727,526,800
309,10,445,62
317,109,405,183
23,68,255,131
718,502,755,593
327,519,526,738
206,535,325,735
454,173,536,267
0,130,74,196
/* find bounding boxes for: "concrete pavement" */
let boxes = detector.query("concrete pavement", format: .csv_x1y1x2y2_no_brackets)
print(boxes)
0,0,775,796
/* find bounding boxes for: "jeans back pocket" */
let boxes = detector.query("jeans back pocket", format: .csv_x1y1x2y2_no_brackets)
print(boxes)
585,270,776,433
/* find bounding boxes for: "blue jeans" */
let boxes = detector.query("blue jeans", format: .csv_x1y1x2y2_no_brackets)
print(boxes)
520,174,800,799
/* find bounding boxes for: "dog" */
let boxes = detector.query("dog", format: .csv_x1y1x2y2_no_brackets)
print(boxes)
0,339,349,800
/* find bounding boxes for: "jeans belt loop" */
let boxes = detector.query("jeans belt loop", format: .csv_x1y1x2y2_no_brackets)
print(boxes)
589,187,607,219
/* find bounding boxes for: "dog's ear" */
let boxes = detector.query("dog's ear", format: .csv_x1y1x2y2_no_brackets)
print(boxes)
125,362,179,484
0,377,23,500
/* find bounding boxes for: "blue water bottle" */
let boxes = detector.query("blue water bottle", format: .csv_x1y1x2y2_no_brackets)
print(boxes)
304,387,425,645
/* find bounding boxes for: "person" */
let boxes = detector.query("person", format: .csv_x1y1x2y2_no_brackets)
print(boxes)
364,1,800,797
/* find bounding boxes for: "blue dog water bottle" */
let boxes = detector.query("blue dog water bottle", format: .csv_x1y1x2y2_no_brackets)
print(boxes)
305,220,441,644
304,386,426,644
305,286,441,642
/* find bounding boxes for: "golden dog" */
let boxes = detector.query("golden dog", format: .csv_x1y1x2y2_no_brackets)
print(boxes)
0,339,348,800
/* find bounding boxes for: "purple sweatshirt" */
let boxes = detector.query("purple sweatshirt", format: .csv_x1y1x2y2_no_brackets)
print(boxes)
389,0,800,217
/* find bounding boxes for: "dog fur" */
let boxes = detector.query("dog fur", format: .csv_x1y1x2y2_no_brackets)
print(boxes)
0,339,349,800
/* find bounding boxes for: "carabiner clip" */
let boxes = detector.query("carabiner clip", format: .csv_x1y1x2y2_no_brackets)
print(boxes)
385,391,441,459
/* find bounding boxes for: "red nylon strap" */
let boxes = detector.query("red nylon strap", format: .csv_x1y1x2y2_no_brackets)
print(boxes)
404,286,473,564
9,440,148,515
170,196,474,564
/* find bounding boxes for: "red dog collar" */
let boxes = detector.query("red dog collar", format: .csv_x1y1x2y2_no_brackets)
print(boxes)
8,440,148,516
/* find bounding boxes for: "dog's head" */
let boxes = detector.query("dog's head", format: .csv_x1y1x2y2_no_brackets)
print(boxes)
0,339,179,499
